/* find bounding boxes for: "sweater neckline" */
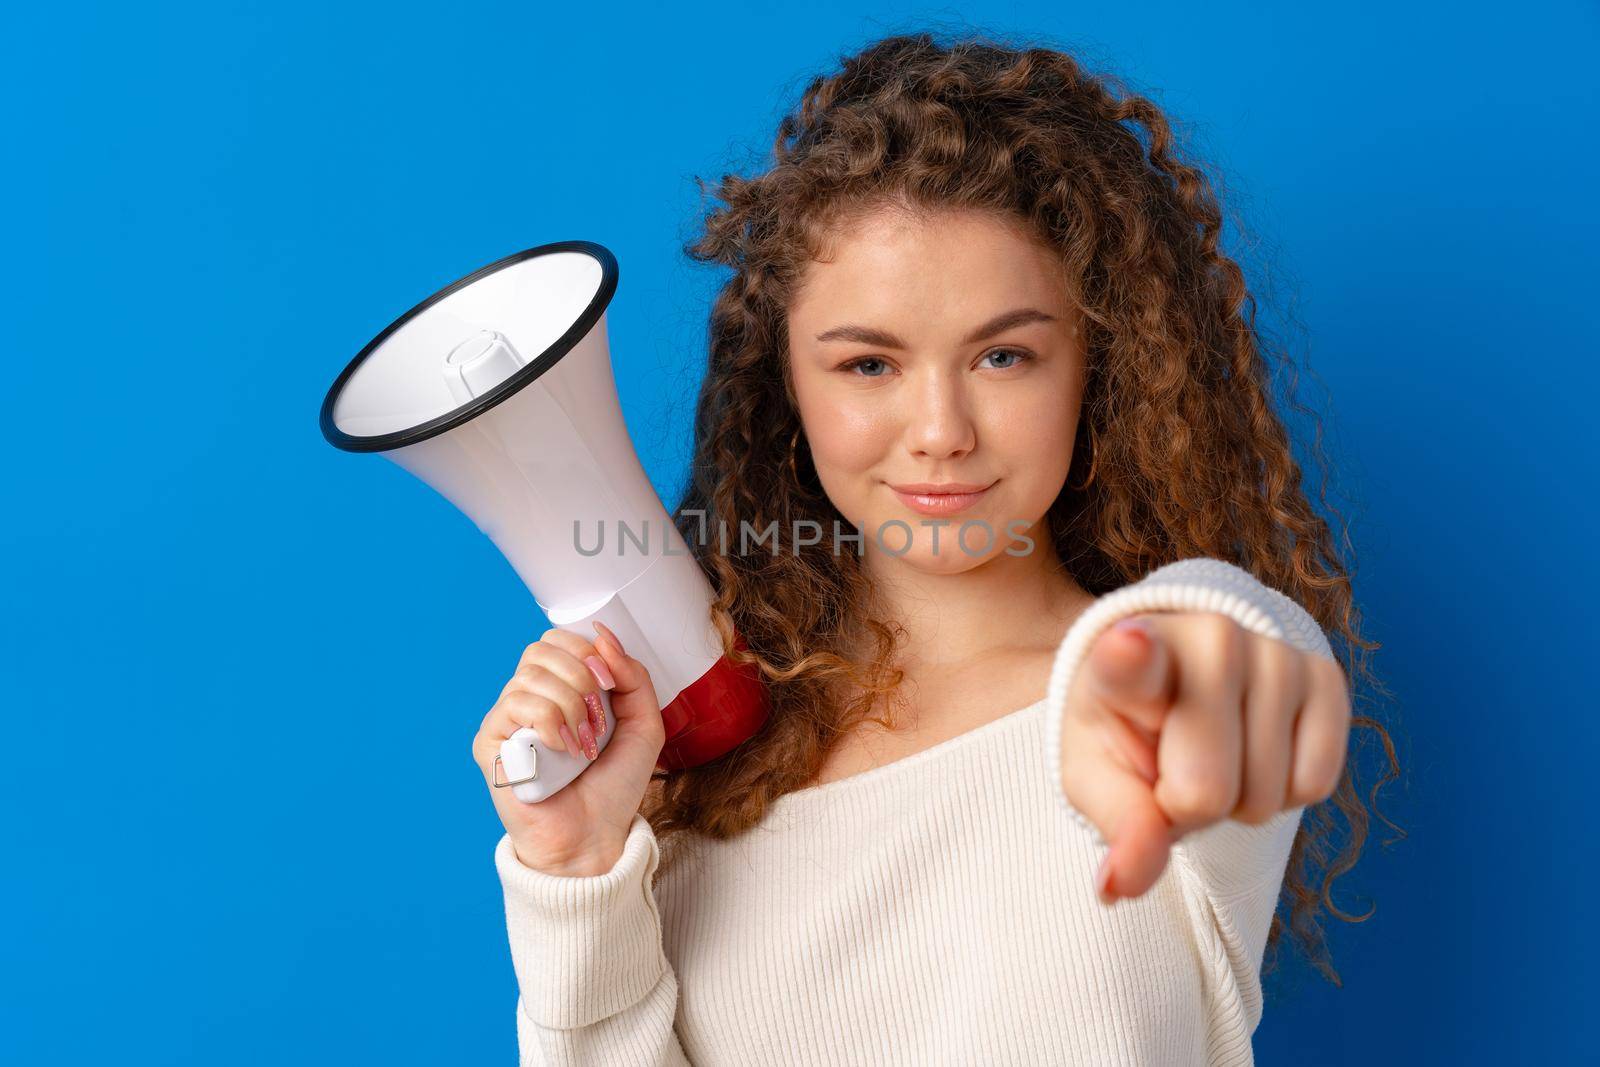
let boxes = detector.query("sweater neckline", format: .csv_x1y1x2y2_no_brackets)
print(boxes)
767,696,1049,810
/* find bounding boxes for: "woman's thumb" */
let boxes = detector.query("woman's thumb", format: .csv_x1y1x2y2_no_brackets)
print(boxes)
591,621,657,721
1087,616,1174,736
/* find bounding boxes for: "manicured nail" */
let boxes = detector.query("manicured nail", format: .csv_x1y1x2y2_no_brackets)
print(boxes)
1113,616,1150,637
593,619,626,657
559,723,583,760
1095,852,1116,905
584,691,606,738
584,654,616,691
577,719,598,760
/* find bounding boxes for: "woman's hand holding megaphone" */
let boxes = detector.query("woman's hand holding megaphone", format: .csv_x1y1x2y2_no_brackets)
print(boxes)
473,620,666,876
1060,612,1351,904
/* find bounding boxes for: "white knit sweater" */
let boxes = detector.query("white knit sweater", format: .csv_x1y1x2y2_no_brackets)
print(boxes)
493,558,1337,1066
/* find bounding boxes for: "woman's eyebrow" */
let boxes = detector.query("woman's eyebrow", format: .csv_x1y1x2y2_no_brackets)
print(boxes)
814,307,1058,348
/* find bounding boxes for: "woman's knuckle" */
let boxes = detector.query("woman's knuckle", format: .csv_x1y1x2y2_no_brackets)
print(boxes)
1234,805,1271,825
536,696,570,726
505,691,548,726
1164,771,1233,822
1261,635,1300,681
514,662,551,685
1203,786,1236,820
1248,657,1295,718
1292,755,1341,806
1204,613,1241,651
511,692,546,722
1233,790,1281,824
1273,652,1312,710
1311,654,1348,697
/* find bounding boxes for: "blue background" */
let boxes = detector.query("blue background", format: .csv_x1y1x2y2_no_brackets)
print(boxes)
5,2,1593,1062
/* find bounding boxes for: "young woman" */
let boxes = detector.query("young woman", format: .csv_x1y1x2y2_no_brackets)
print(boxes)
471,30,1395,1067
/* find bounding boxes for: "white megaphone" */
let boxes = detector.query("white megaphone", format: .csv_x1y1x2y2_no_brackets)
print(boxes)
320,240,770,803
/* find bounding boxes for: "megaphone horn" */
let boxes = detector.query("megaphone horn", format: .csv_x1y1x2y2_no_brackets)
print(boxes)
320,240,771,802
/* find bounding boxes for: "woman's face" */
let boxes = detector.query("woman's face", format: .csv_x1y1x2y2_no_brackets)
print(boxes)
786,207,1085,574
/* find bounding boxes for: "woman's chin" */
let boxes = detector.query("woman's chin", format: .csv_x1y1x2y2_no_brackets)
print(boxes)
880,543,1001,575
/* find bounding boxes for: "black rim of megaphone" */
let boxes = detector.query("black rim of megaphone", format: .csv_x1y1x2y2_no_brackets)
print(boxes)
319,239,620,453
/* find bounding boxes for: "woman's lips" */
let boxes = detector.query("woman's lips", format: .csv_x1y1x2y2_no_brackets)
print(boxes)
889,482,995,516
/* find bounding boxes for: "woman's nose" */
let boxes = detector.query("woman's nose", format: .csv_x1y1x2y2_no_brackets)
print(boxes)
905,376,977,459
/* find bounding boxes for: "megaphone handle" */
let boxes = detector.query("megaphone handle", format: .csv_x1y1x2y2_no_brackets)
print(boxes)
498,690,617,804
500,595,658,803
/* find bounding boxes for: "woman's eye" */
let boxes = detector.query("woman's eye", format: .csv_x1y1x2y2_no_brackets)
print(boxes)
839,349,1031,376
981,347,1032,370
842,357,891,377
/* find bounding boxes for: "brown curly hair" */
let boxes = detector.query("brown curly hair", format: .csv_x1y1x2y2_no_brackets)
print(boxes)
645,28,1402,986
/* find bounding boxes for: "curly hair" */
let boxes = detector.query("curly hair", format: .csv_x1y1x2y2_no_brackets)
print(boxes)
644,28,1402,986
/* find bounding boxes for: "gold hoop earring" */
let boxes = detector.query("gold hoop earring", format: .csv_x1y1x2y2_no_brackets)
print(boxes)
788,424,822,497
1069,434,1099,491
786,425,805,485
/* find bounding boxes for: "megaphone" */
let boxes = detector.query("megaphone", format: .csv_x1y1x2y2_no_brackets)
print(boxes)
319,240,770,803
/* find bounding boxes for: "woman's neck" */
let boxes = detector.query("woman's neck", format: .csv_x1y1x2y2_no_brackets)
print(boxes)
816,538,1093,748
860,537,1090,675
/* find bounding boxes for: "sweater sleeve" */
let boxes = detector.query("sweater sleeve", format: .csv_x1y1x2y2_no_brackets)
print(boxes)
1042,557,1338,1051
1042,556,1337,895
494,813,693,1066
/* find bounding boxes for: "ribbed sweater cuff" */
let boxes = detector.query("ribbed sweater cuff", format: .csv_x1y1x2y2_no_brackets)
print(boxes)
1171,803,1304,899
1043,558,1337,845
494,812,667,1029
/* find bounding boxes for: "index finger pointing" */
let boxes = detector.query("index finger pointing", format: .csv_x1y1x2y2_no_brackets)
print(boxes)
1066,743,1175,902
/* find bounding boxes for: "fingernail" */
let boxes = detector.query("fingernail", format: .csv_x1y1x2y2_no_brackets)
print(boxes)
559,723,583,760
594,620,626,657
1113,617,1150,637
577,720,597,760
1095,852,1116,905
584,690,606,738
584,654,616,691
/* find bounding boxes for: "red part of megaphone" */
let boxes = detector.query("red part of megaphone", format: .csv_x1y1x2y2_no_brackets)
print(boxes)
658,631,771,770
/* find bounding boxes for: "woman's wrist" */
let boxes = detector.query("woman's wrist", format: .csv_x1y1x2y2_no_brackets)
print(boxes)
512,836,627,878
